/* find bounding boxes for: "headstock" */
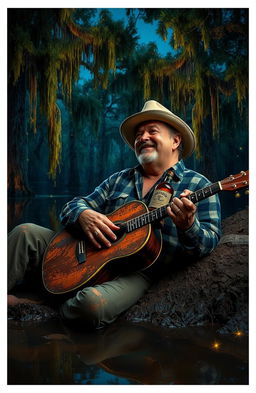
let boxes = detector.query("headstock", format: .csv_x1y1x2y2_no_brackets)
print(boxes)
220,170,249,191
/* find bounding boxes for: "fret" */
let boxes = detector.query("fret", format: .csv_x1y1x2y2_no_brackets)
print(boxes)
202,186,211,196
129,218,137,232
150,209,158,221
159,205,167,218
134,219,138,229
188,182,220,204
127,220,132,232
140,215,145,226
188,193,197,203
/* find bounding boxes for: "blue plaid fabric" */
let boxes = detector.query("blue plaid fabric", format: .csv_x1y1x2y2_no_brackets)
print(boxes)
60,160,221,263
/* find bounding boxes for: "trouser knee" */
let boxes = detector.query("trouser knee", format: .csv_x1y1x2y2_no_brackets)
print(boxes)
60,287,110,329
9,223,34,241
9,223,50,247
8,223,55,291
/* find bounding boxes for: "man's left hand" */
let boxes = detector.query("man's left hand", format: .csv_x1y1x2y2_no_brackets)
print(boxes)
166,189,197,231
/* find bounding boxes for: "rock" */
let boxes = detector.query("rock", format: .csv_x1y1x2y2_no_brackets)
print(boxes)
8,303,59,322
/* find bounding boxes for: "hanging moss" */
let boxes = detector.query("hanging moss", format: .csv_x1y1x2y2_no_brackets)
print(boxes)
8,8,123,180
225,60,248,114
138,8,247,158
71,90,103,135
28,67,38,133
143,69,151,99
191,68,206,158
48,103,62,178
209,80,220,138
201,23,210,50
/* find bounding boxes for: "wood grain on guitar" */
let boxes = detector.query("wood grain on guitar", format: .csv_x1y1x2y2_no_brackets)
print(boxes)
42,201,162,294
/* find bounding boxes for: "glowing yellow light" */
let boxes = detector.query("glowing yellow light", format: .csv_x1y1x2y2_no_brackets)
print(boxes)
234,330,243,337
211,341,221,350
235,192,241,198
239,146,243,151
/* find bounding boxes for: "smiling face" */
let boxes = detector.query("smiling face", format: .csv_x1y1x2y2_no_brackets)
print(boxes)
134,121,181,167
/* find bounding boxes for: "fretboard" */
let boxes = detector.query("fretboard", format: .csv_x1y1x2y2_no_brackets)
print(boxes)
187,181,221,204
125,181,221,233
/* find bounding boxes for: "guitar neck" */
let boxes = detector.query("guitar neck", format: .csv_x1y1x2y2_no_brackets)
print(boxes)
126,181,221,233
187,181,221,203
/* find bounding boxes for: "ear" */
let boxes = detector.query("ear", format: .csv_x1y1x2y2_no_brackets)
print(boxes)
172,134,182,150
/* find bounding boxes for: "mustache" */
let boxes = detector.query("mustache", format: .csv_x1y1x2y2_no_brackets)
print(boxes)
137,142,156,153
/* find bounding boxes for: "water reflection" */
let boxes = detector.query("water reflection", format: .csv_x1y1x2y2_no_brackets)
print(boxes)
8,196,72,232
8,319,248,385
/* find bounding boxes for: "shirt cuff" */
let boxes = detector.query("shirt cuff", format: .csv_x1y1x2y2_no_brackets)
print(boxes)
177,217,201,248
65,206,92,225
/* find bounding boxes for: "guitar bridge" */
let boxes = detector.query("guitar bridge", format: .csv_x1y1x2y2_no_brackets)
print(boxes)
76,240,87,264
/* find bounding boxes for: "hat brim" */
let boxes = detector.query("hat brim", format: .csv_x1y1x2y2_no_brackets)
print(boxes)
120,110,196,159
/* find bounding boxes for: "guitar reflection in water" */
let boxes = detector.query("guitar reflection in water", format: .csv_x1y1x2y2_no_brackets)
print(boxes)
44,321,247,384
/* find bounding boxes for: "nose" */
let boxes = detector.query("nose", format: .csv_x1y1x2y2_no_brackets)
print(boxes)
136,131,150,144
141,132,150,141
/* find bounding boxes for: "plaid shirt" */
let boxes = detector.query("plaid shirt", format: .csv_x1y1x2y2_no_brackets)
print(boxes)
60,160,221,263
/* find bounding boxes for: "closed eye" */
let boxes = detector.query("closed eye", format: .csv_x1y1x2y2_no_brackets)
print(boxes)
135,128,159,139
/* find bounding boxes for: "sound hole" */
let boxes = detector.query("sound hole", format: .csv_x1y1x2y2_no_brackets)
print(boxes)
111,221,127,244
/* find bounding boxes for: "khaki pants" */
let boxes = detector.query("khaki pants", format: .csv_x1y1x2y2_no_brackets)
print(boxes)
8,223,152,329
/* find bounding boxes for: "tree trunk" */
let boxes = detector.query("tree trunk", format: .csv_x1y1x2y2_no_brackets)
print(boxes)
8,75,33,196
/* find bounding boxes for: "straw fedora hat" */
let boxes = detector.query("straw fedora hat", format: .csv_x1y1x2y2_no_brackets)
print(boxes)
120,100,196,159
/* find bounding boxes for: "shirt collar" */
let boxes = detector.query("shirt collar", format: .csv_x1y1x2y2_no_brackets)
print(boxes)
132,160,185,182
169,160,185,182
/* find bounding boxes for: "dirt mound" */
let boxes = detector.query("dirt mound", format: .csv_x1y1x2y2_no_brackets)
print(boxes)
123,208,248,333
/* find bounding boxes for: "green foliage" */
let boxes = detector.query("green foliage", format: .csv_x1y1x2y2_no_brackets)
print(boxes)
139,8,248,157
8,8,136,178
71,84,103,134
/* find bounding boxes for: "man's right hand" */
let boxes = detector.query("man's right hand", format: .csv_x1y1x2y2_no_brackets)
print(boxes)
78,209,120,249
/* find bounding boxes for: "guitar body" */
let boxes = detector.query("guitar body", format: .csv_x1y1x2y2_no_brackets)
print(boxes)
42,200,162,294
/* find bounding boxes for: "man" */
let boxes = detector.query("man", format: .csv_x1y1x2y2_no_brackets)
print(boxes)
8,100,221,329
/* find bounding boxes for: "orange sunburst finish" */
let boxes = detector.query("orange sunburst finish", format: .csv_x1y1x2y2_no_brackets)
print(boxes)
42,201,162,294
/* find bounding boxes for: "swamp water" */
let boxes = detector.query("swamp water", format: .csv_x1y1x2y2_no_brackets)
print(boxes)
8,319,248,385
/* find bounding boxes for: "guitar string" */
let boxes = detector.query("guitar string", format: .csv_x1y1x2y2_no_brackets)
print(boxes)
125,177,248,233
126,182,220,232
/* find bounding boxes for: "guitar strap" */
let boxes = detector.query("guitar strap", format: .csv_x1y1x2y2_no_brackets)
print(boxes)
166,169,179,182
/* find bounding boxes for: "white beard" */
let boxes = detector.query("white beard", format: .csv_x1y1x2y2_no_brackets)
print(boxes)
136,149,159,165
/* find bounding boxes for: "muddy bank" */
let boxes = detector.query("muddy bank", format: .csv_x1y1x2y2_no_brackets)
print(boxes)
123,208,248,333
8,208,248,333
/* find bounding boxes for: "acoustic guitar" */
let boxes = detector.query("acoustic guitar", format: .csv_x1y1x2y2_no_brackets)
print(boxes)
42,170,249,294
